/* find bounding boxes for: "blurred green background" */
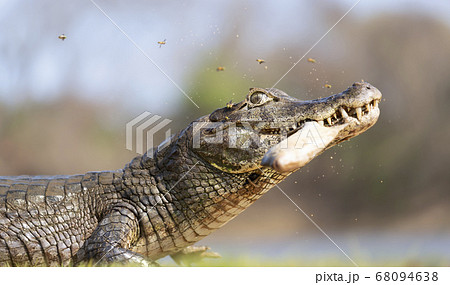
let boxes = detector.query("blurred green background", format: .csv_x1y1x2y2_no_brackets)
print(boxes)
0,0,449,266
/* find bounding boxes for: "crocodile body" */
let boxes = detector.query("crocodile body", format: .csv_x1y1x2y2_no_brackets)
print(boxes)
0,82,381,266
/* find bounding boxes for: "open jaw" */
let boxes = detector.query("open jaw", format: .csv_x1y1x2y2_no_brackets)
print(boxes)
260,98,380,135
261,98,381,173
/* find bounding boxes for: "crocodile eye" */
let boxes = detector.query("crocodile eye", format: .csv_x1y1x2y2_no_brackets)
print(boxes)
250,92,264,104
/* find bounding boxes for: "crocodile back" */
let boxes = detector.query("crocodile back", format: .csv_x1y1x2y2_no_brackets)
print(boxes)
0,172,118,266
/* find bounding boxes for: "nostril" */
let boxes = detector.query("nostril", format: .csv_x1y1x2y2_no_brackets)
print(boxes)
366,86,371,89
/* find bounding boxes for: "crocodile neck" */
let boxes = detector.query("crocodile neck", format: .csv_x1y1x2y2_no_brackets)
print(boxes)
118,131,286,260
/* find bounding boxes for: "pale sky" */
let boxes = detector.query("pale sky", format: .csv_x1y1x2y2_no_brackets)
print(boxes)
0,0,448,113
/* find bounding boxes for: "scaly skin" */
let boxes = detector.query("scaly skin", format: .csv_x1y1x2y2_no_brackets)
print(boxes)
0,82,382,266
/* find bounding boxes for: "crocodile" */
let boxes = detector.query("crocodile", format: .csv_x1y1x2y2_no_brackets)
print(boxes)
0,82,381,266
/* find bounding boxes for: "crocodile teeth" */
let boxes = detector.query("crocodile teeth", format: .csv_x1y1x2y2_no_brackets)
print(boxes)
356,107,362,121
374,100,379,108
333,113,337,119
326,117,332,125
339,107,348,119
366,104,370,111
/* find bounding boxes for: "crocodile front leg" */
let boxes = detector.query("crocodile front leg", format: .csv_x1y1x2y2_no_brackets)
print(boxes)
73,204,153,266
171,246,221,266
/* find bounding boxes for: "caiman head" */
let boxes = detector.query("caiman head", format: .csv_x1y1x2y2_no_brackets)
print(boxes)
175,82,381,174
